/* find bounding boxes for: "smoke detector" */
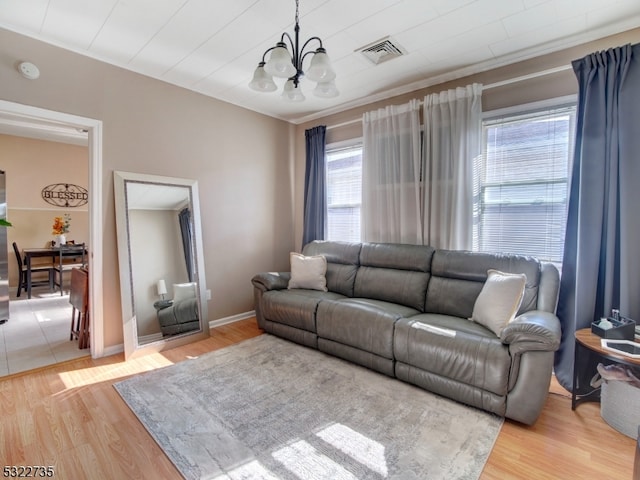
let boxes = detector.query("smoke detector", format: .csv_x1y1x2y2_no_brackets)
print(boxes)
358,37,406,65
18,61,40,80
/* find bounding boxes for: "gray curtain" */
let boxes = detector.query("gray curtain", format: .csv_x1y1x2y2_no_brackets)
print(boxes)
302,125,327,246
179,207,194,282
555,43,640,391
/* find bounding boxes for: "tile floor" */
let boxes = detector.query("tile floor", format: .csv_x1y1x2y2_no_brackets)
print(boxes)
0,286,89,377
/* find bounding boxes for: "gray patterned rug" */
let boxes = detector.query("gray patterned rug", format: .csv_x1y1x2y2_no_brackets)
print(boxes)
114,334,503,480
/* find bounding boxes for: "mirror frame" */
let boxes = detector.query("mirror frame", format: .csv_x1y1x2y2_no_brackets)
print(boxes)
114,170,209,359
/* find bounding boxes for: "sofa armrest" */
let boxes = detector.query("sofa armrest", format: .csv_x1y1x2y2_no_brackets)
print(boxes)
251,272,291,292
500,310,561,355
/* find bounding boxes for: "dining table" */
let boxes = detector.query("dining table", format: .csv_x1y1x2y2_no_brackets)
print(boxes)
23,245,87,299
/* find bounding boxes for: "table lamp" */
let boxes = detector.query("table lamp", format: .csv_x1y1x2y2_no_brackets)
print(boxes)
157,279,167,300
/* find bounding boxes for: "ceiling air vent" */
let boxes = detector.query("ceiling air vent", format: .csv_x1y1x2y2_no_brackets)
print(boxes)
358,37,406,65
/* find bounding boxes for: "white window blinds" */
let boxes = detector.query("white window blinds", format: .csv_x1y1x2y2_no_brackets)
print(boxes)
326,145,362,242
474,105,576,266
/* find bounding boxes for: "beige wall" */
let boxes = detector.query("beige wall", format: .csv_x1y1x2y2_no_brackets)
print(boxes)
0,28,295,349
3,24,638,350
293,27,640,251
0,134,89,286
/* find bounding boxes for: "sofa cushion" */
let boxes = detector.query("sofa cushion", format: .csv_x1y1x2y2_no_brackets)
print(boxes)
354,268,430,312
318,338,395,377
173,282,196,301
262,289,345,332
394,315,511,396
263,320,318,349
317,298,418,359
359,243,433,272
425,249,541,318
287,252,327,291
423,276,484,319
354,243,434,311
394,363,507,416
470,269,526,336
399,312,496,338
303,241,362,297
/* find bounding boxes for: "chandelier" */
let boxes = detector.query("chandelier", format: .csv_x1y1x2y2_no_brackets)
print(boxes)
248,0,338,101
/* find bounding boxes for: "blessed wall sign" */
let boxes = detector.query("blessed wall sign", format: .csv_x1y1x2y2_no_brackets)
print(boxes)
41,183,88,208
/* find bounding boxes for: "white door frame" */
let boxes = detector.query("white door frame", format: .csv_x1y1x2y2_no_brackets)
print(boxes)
0,100,104,358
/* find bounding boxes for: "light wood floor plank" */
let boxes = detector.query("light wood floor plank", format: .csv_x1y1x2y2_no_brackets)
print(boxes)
0,318,634,479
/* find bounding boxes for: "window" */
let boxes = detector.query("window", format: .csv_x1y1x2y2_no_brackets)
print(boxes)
326,144,362,242
473,104,576,267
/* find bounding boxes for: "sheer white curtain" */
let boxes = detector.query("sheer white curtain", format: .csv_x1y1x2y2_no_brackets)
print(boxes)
422,84,482,250
362,99,422,243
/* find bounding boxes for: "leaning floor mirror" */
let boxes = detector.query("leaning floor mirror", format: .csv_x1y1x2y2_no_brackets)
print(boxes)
114,171,209,360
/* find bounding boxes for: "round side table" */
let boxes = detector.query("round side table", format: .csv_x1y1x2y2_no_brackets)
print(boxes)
572,328,640,410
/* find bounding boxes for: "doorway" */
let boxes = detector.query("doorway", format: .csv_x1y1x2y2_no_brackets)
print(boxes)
0,100,103,375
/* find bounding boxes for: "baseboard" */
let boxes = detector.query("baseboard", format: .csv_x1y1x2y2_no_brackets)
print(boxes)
101,343,124,358
209,310,256,328
138,332,163,344
99,311,256,358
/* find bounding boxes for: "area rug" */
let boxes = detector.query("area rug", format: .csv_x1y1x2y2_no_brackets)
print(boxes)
114,334,503,480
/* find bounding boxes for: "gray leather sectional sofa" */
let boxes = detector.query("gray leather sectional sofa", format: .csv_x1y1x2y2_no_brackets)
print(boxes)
251,241,562,425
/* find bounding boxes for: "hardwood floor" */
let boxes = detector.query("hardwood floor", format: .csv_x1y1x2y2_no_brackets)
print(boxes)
0,318,635,479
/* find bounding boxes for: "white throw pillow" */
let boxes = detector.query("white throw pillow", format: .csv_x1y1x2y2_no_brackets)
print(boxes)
173,282,197,302
470,269,527,337
288,252,328,292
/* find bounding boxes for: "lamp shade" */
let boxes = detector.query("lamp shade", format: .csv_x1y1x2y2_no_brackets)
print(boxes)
156,279,167,296
264,43,296,78
249,63,277,92
313,79,339,98
305,48,335,82
282,79,305,102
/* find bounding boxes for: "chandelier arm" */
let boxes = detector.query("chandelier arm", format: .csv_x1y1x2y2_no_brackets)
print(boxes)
260,46,278,64
280,32,296,56
300,50,317,66
300,36,323,56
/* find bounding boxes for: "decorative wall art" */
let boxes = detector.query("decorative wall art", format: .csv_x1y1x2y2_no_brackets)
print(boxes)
41,183,88,208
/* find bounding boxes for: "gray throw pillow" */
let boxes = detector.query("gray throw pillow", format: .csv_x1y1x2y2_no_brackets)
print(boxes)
470,269,526,337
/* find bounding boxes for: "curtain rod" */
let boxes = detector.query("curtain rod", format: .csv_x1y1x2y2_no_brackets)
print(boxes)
326,64,573,131
482,65,572,90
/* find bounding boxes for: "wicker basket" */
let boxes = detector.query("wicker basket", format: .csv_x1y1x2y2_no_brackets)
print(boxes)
601,379,640,438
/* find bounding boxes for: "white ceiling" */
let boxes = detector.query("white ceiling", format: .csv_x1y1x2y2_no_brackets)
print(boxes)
1,0,639,125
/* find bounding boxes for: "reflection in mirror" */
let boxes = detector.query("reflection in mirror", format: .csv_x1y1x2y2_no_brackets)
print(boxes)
114,171,208,360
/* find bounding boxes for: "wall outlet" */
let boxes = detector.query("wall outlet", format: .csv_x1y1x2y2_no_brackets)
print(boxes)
206,289,211,300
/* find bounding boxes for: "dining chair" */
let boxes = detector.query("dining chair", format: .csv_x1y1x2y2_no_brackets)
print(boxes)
12,242,54,297
53,243,87,295
69,267,90,349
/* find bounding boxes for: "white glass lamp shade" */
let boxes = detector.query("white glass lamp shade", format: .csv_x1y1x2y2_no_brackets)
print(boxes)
313,79,339,98
249,63,277,92
264,43,296,78
157,279,167,297
305,49,336,82
282,79,306,102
